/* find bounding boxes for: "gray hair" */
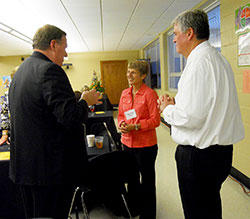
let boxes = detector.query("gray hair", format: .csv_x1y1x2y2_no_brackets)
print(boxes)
128,60,149,76
172,9,209,40
32,24,66,50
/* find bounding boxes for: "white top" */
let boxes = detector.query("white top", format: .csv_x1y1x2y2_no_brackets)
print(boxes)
163,41,244,149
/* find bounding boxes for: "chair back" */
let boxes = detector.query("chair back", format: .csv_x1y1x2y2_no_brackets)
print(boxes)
88,151,141,217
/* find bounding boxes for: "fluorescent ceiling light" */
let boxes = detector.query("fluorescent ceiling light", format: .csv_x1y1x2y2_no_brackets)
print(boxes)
10,30,32,43
0,22,11,32
0,22,32,44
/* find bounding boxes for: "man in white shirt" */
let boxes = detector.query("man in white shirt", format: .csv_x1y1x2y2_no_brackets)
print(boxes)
158,10,244,219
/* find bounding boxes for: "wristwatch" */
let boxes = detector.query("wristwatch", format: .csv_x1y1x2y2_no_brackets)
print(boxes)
135,124,139,131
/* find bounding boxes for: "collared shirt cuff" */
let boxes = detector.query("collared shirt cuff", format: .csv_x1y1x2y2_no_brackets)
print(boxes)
162,104,175,124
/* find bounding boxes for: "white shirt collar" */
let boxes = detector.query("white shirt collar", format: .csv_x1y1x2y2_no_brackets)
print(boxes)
187,41,210,63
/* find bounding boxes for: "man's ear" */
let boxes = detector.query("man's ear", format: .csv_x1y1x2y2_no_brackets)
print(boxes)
187,28,194,40
49,39,57,50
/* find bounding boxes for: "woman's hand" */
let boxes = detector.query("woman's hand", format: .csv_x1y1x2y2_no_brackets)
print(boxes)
118,122,135,133
118,121,128,133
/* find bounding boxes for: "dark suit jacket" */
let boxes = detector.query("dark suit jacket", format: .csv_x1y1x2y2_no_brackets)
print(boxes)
9,51,89,186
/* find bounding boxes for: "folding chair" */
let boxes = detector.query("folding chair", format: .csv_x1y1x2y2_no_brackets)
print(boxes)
68,186,90,219
68,151,141,219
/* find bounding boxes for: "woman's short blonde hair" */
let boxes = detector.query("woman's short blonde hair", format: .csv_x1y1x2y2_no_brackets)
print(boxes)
128,60,149,76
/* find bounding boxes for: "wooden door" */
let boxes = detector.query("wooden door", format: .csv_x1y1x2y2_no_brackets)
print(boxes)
101,60,128,105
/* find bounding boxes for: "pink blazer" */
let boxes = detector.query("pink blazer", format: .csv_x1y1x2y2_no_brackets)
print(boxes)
118,83,160,148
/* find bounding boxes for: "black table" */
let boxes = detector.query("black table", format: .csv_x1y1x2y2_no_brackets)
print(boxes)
0,136,112,219
0,139,112,219
86,134,111,157
0,144,10,152
87,111,121,150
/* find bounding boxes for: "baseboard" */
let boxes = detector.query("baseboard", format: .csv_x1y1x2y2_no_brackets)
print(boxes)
230,166,250,189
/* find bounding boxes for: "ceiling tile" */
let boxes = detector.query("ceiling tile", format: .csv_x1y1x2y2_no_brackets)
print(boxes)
0,0,204,56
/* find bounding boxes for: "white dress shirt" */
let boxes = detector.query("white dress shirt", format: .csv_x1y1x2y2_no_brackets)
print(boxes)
163,41,244,149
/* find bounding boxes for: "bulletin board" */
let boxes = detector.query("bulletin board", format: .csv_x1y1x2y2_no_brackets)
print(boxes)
235,3,250,67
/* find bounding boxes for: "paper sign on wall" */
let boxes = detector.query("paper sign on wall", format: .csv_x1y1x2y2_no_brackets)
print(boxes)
238,32,250,66
243,70,250,93
2,76,11,88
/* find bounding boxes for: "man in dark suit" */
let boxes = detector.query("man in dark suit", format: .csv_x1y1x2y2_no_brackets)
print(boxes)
9,24,100,219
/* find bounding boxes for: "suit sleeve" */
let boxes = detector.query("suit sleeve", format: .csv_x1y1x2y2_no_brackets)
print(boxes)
42,64,89,128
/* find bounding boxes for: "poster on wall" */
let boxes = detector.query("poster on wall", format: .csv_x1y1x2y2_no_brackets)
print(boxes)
238,32,250,66
243,70,250,93
2,76,11,88
235,3,250,34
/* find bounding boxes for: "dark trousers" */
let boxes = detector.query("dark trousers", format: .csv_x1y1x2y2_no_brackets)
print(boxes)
124,144,158,219
18,184,75,219
175,144,233,219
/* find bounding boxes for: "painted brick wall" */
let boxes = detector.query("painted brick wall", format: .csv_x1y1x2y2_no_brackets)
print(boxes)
221,0,250,177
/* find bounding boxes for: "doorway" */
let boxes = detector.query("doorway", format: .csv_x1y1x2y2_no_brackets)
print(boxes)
100,60,128,105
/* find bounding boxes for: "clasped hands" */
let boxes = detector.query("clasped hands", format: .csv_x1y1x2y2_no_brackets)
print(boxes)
157,94,175,113
118,122,135,134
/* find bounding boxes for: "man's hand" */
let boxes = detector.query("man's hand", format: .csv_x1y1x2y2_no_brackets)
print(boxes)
157,94,175,113
81,89,102,106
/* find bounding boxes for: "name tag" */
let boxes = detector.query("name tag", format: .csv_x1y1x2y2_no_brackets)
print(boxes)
124,109,137,120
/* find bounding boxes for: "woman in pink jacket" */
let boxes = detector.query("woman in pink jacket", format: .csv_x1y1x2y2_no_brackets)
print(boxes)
118,60,160,219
